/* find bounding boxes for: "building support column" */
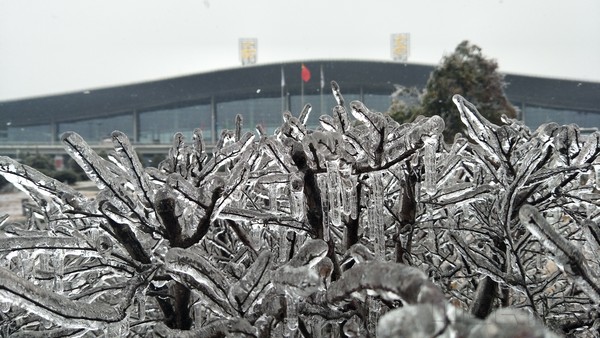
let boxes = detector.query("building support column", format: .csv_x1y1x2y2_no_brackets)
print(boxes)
360,86,364,103
132,109,140,143
50,120,58,145
211,96,217,144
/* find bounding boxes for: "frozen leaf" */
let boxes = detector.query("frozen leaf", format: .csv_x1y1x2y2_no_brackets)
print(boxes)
61,131,123,190
377,304,449,338
453,95,503,163
573,131,600,165
519,204,600,303
342,315,363,338
111,131,156,209
164,247,233,315
327,262,446,308
298,103,312,126
228,251,272,314
286,239,328,268
330,81,345,106
468,308,561,338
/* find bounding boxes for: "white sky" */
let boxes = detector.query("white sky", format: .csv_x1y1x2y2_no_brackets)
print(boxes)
0,0,599,101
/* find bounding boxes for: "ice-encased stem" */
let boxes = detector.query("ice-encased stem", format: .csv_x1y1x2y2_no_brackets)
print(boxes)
423,135,438,196
0,266,133,329
52,249,64,293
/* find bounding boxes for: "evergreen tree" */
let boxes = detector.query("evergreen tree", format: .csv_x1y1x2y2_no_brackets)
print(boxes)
390,40,517,141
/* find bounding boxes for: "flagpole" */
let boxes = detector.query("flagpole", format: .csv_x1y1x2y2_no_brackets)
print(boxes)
320,64,324,115
301,76,304,108
281,66,285,113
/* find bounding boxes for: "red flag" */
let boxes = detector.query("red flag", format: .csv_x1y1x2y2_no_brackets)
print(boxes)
301,64,311,82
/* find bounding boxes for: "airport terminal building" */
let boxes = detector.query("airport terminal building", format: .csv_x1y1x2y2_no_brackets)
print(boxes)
1,60,599,156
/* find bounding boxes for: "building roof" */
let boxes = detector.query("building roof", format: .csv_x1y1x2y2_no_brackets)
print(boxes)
1,60,599,127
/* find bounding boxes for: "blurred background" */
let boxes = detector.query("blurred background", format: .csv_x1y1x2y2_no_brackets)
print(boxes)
0,0,598,168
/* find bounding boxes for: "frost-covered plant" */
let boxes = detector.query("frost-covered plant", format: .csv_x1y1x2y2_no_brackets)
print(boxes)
0,82,587,337
415,96,600,335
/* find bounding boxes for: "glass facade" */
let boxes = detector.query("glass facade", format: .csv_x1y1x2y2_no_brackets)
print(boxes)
3,94,599,148
523,105,600,132
139,104,211,144
7,124,53,143
59,114,133,144
217,97,281,136
363,94,394,113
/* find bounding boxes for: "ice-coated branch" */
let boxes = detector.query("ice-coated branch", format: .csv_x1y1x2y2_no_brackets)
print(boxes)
153,318,257,338
164,247,234,316
519,204,600,303
0,156,85,214
0,265,154,329
327,262,446,309
1,84,595,336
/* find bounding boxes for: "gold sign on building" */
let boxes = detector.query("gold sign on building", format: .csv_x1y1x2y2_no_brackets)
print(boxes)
239,38,257,66
391,33,410,62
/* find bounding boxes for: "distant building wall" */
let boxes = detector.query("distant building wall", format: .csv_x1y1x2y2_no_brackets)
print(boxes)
1,61,599,149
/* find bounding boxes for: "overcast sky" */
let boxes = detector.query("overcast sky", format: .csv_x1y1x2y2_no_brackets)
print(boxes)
0,0,599,101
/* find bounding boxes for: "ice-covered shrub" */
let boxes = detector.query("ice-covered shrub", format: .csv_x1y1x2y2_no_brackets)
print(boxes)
0,82,595,337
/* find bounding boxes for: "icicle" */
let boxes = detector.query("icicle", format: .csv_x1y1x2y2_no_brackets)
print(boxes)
38,252,50,286
318,175,330,241
19,251,34,280
0,260,10,313
339,164,353,217
251,224,263,250
0,301,9,313
343,315,363,338
368,172,385,260
269,187,278,212
326,161,342,227
423,135,438,196
52,249,65,293
349,175,358,220
368,297,380,336
289,173,304,221
284,296,299,337
104,318,129,337
279,226,289,264
136,290,146,321
194,303,205,328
